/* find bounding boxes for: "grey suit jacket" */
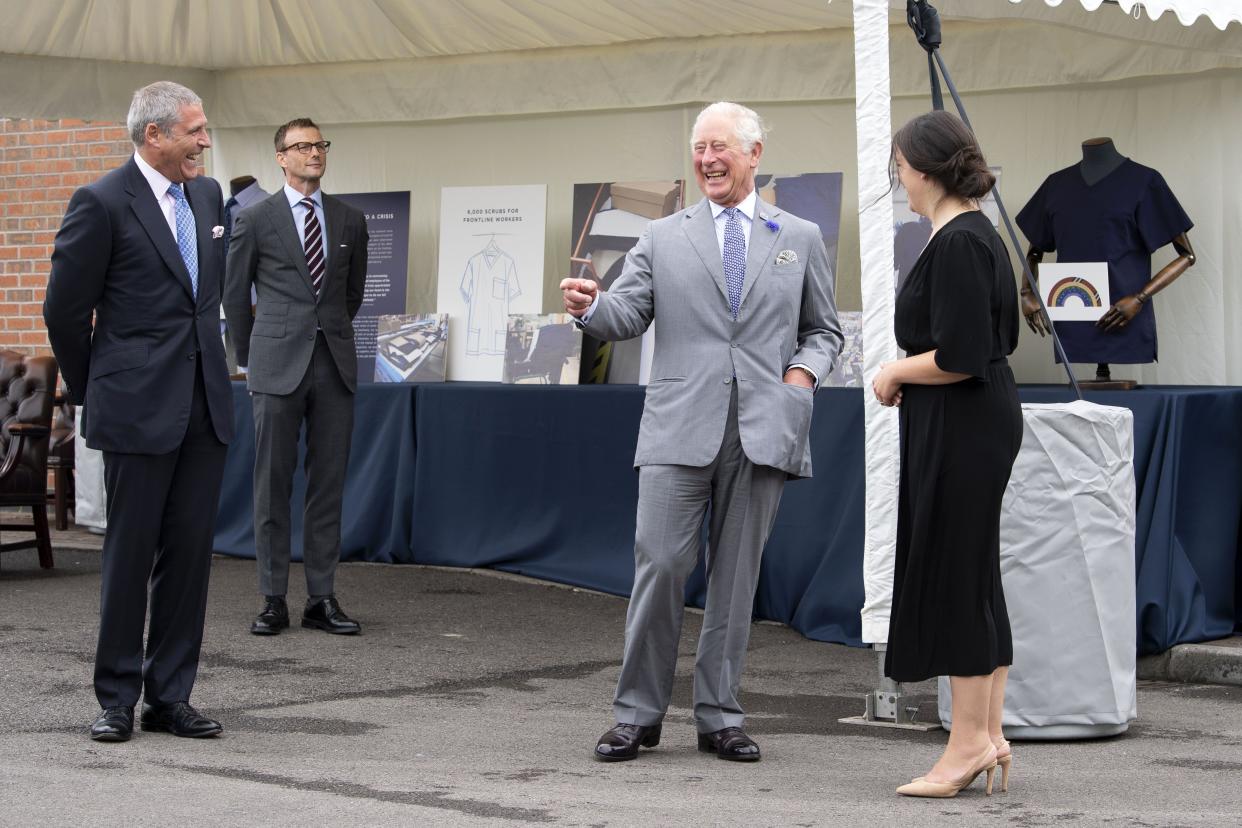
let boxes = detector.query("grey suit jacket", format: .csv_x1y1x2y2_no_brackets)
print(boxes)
584,198,842,478
223,192,368,394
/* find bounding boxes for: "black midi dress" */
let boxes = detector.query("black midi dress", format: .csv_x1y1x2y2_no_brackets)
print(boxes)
884,210,1023,683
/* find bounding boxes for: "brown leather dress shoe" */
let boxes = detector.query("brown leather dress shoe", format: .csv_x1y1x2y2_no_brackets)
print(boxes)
594,722,662,762
698,727,761,761
90,706,134,742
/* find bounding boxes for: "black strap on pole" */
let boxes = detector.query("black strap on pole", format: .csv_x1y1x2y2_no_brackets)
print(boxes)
907,0,944,110
907,0,1083,399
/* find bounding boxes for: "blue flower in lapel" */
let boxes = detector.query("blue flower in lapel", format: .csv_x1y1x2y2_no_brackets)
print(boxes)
759,211,779,232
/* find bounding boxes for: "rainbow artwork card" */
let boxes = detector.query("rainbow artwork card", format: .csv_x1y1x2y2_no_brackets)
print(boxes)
1038,262,1110,322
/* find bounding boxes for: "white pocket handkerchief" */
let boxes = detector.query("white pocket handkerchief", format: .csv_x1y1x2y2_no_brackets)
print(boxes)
211,225,224,239
775,249,798,265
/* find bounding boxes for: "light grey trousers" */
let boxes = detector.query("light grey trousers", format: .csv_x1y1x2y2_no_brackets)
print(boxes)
251,333,354,598
613,389,786,733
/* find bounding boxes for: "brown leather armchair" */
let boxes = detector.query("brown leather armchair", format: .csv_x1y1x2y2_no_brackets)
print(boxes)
0,350,58,569
48,395,75,531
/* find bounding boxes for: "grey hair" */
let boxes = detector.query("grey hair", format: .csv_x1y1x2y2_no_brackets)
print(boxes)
690,102,767,153
127,81,202,146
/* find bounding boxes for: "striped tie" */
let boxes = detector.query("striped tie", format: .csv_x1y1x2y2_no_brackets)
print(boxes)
300,197,325,297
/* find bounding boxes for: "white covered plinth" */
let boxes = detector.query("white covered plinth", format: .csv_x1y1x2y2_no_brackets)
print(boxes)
940,401,1137,740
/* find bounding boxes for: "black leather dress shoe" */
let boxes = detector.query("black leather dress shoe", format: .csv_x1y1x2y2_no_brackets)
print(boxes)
90,706,134,742
698,727,761,761
250,596,289,635
302,596,361,635
594,722,662,762
139,702,222,738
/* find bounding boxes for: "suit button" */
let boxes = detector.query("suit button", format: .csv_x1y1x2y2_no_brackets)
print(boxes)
188,352,196,360
307,334,314,341
723,377,732,385
731,342,738,348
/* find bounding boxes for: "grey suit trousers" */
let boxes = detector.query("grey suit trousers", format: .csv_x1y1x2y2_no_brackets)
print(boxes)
613,388,786,733
252,332,354,598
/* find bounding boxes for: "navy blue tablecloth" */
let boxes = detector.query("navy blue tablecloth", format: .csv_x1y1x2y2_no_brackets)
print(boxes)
213,382,1242,654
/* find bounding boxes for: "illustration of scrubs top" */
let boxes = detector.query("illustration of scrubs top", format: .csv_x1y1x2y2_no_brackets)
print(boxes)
460,245,521,356
1016,159,1192,364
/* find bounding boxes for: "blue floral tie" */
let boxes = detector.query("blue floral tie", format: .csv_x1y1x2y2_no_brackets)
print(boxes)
722,207,746,317
167,184,198,298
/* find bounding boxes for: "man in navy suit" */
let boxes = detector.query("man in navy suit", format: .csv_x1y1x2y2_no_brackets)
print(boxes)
44,81,234,742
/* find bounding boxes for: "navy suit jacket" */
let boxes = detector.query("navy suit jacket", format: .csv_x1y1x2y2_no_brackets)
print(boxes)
44,157,234,454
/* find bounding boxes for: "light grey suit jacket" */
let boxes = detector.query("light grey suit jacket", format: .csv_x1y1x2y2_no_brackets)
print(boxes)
223,192,368,395
584,198,842,479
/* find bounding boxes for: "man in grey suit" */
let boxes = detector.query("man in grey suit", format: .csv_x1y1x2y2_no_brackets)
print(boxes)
561,102,842,763
224,117,369,636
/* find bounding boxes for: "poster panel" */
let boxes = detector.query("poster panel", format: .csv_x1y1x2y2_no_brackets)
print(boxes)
438,185,546,381
335,191,411,382
570,181,684,384
756,172,845,273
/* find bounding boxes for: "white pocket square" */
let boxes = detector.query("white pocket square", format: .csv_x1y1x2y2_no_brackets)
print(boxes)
212,225,224,239
775,249,798,265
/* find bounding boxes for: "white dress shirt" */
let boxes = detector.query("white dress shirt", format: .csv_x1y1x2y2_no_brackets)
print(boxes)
284,184,329,272
133,152,180,241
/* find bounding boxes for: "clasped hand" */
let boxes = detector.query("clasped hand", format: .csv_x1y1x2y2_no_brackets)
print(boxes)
872,362,902,407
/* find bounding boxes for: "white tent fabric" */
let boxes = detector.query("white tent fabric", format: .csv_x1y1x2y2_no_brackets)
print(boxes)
1,1,1240,124
854,0,901,645
1023,0,1242,30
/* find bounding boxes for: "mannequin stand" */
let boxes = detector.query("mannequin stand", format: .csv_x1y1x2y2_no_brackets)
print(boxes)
1079,363,1137,391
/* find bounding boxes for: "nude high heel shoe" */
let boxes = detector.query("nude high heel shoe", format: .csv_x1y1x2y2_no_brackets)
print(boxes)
896,747,998,798
996,753,1012,793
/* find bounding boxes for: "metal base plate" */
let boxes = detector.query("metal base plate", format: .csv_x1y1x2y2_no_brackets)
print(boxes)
837,715,942,732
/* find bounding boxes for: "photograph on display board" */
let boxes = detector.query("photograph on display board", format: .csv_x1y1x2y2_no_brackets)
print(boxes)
437,185,546,382
756,172,844,274
502,314,582,385
373,314,449,382
894,168,1002,294
822,311,864,388
570,180,685,384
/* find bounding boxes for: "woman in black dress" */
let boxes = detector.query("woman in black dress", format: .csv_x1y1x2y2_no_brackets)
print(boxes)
872,111,1023,798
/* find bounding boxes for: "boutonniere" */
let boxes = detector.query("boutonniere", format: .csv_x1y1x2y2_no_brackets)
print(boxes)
212,225,224,239
759,212,779,232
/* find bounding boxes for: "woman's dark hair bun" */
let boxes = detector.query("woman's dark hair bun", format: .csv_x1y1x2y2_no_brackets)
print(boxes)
893,111,994,202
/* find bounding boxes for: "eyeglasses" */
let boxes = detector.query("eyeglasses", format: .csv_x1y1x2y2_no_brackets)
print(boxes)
278,141,331,154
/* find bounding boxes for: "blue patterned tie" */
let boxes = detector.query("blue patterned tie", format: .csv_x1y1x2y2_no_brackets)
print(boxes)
722,207,746,317
167,184,198,298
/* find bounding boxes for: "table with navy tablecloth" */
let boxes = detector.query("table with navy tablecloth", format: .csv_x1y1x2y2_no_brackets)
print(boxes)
213,382,1242,654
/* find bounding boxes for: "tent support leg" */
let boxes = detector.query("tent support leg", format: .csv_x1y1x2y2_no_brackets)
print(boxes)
838,645,941,731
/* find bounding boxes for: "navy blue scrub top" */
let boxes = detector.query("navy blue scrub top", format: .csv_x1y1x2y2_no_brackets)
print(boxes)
1017,159,1192,364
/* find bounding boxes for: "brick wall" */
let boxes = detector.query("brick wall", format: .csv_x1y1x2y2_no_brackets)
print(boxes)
0,118,133,355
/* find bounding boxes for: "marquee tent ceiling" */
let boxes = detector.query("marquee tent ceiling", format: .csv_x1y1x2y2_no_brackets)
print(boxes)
0,1,1238,125
0,0,1237,70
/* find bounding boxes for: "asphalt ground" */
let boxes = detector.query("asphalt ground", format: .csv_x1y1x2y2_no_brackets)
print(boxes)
1,536,1240,827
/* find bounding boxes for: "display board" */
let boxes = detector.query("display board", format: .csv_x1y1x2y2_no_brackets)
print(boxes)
437,185,547,381
335,190,411,382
